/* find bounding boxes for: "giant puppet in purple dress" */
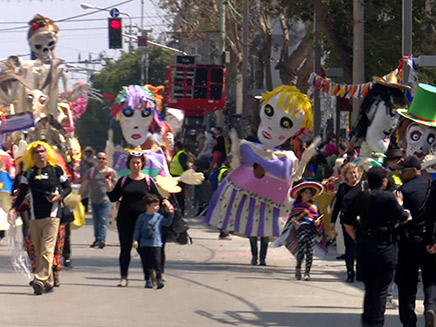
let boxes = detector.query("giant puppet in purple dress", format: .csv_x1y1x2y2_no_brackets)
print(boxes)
205,85,318,237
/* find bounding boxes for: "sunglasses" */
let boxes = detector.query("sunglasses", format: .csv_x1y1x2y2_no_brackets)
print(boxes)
130,150,144,157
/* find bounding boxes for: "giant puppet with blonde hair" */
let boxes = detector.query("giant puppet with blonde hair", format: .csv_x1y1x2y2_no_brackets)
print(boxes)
205,85,319,237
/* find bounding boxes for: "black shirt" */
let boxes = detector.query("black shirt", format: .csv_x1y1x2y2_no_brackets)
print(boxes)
331,183,353,225
425,179,436,245
399,175,430,227
107,176,162,223
342,188,409,235
14,165,71,220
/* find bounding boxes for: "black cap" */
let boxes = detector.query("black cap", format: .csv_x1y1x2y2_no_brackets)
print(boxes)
386,148,404,161
391,155,421,170
367,166,388,189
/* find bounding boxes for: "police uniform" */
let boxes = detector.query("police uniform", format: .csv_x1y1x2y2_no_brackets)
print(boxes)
395,173,434,327
343,167,410,327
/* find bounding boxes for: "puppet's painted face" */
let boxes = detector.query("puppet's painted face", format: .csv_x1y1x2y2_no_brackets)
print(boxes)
365,100,400,154
257,95,304,148
29,31,58,64
406,123,436,161
120,107,153,146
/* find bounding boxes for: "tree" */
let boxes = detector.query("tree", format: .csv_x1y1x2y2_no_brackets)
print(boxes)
75,47,173,151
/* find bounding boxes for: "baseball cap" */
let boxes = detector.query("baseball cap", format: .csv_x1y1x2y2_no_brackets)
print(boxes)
391,155,421,170
84,146,94,153
367,166,388,189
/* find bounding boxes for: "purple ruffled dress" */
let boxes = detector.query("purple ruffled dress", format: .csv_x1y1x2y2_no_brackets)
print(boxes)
205,142,295,237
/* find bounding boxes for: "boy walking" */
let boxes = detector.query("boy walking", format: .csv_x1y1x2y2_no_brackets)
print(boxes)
133,194,174,289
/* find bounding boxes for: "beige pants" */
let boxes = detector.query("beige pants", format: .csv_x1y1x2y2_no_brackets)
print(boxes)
29,217,60,287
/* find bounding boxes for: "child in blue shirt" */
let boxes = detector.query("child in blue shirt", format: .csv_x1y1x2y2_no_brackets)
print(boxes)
133,194,174,289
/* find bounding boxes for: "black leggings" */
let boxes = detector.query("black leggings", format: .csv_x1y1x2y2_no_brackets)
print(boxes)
117,219,137,278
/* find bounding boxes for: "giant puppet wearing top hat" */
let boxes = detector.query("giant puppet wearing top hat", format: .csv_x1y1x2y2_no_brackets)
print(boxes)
397,83,436,161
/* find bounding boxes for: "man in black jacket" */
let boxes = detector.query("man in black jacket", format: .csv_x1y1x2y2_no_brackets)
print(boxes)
393,156,436,327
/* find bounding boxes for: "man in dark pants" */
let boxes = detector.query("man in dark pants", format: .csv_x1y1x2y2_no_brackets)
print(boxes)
423,177,436,327
393,156,436,327
343,166,411,327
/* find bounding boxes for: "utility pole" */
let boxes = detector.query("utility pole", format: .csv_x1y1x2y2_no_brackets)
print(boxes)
313,3,321,136
402,0,413,86
352,0,365,125
241,0,249,116
216,0,226,128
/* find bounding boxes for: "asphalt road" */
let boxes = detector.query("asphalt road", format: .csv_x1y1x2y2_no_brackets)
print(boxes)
0,215,425,327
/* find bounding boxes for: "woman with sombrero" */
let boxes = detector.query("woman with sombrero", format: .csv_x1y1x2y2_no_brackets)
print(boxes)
287,181,324,281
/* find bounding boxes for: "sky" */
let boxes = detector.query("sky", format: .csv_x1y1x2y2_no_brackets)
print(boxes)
0,0,173,82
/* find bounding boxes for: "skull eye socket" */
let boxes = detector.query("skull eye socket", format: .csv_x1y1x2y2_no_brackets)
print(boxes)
428,134,435,145
122,108,134,118
39,96,47,104
35,44,42,50
141,108,152,118
27,94,34,102
411,130,422,142
48,41,55,48
280,117,293,129
264,105,274,117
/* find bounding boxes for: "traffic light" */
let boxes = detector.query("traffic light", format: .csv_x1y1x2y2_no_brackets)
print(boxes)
108,18,122,49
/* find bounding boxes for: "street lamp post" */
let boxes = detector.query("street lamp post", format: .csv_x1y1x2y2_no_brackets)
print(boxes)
80,2,133,52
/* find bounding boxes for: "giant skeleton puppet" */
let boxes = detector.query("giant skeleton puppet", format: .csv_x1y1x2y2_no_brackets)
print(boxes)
106,85,203,195
397,84,436,163
351,75,410,167
205,85,319,237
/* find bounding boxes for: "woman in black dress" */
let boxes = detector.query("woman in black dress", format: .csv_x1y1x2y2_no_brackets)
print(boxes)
107,151,161,287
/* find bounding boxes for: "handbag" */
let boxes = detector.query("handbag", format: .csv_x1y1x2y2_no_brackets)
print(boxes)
60,200,75,225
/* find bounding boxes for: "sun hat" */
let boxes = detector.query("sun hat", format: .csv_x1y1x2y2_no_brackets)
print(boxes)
397,83,436,127
290,181,324,199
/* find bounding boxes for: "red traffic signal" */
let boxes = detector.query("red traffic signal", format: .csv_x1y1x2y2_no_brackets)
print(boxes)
108,18,122,49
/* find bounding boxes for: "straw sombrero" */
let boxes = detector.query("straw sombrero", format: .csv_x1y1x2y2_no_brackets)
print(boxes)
290,181,323,199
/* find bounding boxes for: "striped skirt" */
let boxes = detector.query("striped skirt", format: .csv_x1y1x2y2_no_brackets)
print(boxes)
204,179,291,237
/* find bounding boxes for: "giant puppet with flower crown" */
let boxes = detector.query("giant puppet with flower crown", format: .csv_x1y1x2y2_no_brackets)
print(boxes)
205,85,319,237
105,84,203,195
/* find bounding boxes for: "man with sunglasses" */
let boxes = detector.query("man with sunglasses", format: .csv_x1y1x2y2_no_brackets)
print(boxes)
392,155,436,327
80,152,117,249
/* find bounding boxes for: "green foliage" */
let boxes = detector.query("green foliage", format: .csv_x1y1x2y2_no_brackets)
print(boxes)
75,47,173,151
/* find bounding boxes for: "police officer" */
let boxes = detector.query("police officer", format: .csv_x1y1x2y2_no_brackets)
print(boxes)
392,156,435,327
423,176,436,327
343,166,410,327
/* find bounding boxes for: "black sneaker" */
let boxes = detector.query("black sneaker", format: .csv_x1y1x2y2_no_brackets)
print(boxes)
32,280,44,295
145,280,153,289
157,279,165,289
44,285,54,294
259,260,266,266
98,241,106,249
250,257,258,265
64,258,72,268
295,267,302,280
90,240,98,248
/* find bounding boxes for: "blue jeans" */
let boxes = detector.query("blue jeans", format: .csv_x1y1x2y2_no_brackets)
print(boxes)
91,202,112,242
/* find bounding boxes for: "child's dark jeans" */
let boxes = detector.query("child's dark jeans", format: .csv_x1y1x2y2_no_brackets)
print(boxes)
137,246,162,281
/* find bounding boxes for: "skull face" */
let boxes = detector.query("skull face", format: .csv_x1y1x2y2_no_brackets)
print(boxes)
27,89,49,121
29,31,57,63
406,123,436,161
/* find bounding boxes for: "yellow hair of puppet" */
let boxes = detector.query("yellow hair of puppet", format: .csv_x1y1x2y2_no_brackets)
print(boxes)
23,141,59,171
261,85,314,130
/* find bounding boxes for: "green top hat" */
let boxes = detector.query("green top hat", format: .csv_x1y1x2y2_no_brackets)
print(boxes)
397,83,436,127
